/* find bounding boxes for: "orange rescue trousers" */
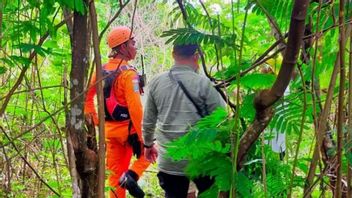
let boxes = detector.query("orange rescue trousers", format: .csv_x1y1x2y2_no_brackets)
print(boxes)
107,138,150,198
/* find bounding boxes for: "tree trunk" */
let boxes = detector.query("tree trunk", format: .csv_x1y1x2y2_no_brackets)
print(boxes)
68,2,98,197
215,1,310,197
237,0,310,168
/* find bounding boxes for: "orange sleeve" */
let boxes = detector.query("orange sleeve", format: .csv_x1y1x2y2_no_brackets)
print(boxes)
84,73,99,125
123,70,143,138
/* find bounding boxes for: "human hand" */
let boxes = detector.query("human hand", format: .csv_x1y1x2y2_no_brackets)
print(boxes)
144,144,158,163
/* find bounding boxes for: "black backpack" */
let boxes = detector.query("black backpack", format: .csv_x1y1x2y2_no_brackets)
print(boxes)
103,65,136,121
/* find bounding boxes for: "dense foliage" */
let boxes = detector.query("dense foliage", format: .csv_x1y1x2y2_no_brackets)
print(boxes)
0,0,351,197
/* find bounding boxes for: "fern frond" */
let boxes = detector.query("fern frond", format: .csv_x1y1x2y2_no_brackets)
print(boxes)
251,0,293,31
269,91,311,135
239,73,276,90
161,27,234,47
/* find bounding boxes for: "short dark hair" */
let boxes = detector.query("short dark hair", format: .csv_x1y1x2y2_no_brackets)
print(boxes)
173,44,199,57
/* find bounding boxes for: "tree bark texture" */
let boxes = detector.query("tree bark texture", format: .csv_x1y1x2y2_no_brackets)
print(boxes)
69,3,98,197
237,0,310,168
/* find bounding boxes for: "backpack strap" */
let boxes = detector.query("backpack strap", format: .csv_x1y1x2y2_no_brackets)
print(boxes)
119,65,137,72
168,70,207,118
103,65,136,121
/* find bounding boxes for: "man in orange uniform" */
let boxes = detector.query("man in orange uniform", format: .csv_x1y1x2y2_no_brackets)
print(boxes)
85,26,150,198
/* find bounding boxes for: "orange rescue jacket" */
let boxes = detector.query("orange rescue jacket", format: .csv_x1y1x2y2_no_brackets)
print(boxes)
84,58,143,142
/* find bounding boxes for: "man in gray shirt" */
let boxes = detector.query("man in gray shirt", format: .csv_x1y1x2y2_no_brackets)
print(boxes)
142,44,225,197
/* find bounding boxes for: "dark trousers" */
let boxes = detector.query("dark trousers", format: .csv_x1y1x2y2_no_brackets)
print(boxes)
157,171,214,198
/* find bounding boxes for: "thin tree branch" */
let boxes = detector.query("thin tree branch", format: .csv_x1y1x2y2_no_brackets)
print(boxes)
63,8,74,47
98,0,131,42
288,64,308,197
0,126,60,196
303,23,352,196
215,19,352,88
310,1,324,130
33,60,69,167
88,0,105,197
2,146,11,193
0,85,65,100
0,0,3,46
237,0,310,169
175,0,236,110
255,0,285,44
198,0,220,73
0,18,69,117
176,0,190,26
0,69,116,149
335,0,346,196
348,11,352,197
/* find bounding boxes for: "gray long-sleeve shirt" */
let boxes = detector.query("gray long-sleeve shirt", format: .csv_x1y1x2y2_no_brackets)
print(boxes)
143,64,225,175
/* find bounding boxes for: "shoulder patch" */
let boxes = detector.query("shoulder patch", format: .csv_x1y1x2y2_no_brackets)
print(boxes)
132,75,140,92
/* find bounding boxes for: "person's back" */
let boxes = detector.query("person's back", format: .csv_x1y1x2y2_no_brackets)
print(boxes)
85,26,150,198
143,44,224,198
145,65,221,174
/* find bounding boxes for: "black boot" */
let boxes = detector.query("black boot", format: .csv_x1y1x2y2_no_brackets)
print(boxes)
119,170,145,198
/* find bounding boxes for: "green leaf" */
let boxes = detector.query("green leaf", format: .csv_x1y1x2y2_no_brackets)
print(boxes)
58,0,86,14
74,0,86,14
14,43,50,56
240,73,276,90
43,139,61,150
235,172,253,197
0,66,7,74
161,28,229,46
9,55,31,67
240,94,256,121
0,57,15,67
44,40,59,49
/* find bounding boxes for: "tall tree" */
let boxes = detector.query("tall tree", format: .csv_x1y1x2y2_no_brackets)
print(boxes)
67,1,98,197
237,0,310,169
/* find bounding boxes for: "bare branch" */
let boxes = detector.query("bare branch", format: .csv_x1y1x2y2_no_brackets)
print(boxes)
0,126,60,196
0,18,70,117
98,0,131,42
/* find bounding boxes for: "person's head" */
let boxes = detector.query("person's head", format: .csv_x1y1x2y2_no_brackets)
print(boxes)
172,44,199,70
107,26,136,60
